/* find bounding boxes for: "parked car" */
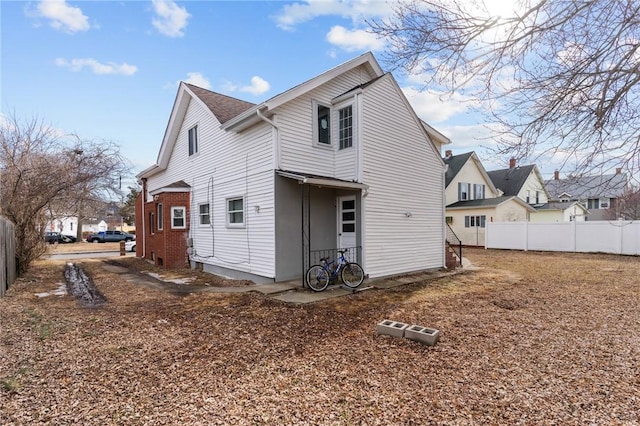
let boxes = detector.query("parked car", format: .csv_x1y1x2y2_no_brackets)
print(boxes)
44,232,77,244
125,240,136,252
86,230,135,243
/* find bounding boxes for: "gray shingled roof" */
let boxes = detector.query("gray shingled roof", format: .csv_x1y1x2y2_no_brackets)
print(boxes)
446,196,516,208
185,83,255,124
545,173,627,200
534,201,584,211
443,152,474,187
487,165,536,196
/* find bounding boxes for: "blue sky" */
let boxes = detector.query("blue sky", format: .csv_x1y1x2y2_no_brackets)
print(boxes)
2,0,515,188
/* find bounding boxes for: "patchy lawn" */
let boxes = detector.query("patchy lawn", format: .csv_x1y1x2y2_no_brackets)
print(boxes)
1,249,638,425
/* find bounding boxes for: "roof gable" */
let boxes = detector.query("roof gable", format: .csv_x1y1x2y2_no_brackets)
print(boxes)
443,151,498,194
487,165,537,196
222,52,384,132
185,83,255,124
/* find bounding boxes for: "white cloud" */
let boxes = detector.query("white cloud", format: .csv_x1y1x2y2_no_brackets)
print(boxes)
239,76,271,96
326,25,384,52
151,0,190,38
35,0,90,33
55,58,138,75
275,0,396,31
403,87,478,124
183,72,211,90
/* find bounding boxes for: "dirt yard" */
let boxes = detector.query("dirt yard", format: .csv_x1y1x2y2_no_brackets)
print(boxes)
1,249,638,425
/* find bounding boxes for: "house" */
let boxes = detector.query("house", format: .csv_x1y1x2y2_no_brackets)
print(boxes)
136,52,449,283
45,215,79,237
488,159,590,222
487,158,550,206
545,169,628,220
529,201,589,222
443,151,535,246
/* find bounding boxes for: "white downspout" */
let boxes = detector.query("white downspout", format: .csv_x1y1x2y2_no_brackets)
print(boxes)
256,108,280,170
141,178,146,258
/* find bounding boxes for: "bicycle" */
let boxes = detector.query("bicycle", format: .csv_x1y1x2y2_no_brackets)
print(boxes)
305,249,365,292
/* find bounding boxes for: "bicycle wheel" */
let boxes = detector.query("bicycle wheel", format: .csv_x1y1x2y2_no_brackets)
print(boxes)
341,262,364,288
306,265,330,292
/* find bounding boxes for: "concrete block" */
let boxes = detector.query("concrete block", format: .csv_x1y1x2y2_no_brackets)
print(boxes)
404,324,440,346
376,320,409,338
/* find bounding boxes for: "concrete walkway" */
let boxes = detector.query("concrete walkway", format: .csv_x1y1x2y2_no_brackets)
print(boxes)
101,260,472,304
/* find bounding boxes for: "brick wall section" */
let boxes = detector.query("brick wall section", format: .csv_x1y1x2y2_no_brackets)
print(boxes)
445,245,458,269
137,191,190,269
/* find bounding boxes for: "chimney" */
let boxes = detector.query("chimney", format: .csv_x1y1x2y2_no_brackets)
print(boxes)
554,170,559,180
509,158,516,168
445,150,452,159
616,167,622,175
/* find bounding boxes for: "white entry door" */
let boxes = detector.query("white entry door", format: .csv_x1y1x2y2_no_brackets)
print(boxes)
338,195,357,249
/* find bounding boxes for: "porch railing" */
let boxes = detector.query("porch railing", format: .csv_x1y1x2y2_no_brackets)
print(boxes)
445,223,462,267
304,246,362,287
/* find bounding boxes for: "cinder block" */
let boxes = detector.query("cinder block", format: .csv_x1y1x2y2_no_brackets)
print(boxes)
404,325,440,346
376,320,409,338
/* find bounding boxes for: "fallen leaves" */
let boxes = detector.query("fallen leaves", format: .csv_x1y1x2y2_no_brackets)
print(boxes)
1,249,639,425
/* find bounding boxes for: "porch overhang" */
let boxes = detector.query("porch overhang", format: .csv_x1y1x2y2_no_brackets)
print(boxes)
277,170,369,191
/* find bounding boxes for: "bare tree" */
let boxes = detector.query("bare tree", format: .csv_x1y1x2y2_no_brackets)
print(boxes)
0,113,130,274
606,185,640,220
369,0,640,175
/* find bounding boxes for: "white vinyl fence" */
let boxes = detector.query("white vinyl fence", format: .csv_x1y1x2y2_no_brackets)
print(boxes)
486,220,640,255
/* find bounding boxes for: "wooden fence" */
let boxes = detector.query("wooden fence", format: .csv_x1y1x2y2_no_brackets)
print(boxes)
1,216,17,297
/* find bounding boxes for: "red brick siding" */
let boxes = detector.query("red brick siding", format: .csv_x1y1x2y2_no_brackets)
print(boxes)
138,191,190,269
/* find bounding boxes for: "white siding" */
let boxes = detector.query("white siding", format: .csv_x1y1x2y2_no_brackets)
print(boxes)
277,66,374,179
361,76,445,277
518,171,548,204
445,158,497,205
146,98,276,279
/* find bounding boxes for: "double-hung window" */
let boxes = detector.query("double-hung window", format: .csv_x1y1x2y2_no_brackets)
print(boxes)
473,184,485,200
465,215,486,228
458,182,471,201
227,197,244,227
199,203,210,225
338,105,353,150
188,125,198,156
171,206,186,229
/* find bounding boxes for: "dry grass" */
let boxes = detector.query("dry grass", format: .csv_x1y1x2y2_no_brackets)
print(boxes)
1,248,639,425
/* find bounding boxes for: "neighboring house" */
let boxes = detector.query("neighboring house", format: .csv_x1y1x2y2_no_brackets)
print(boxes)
545,169,628,220
136,52,449,283
487,158,550,206
488,159,591,222
82,219,108,234
443,151,535,246
45,215,79,237
529,201,589,222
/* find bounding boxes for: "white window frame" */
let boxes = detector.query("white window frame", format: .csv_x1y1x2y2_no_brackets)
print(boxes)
171,206,186,229
226,197,245,228
199,203,210,226
458,182,470,201
157,203,163,231
188,125,198,157
312,100,331,147
338,104,353,150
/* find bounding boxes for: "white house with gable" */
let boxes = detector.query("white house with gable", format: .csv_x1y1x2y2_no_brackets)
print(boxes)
136,52,449,283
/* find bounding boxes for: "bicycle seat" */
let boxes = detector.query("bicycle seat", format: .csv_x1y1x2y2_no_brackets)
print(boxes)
319,257,329,262
337,250,347,254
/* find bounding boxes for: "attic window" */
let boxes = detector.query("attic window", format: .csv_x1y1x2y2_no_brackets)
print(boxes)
188,125,198,156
